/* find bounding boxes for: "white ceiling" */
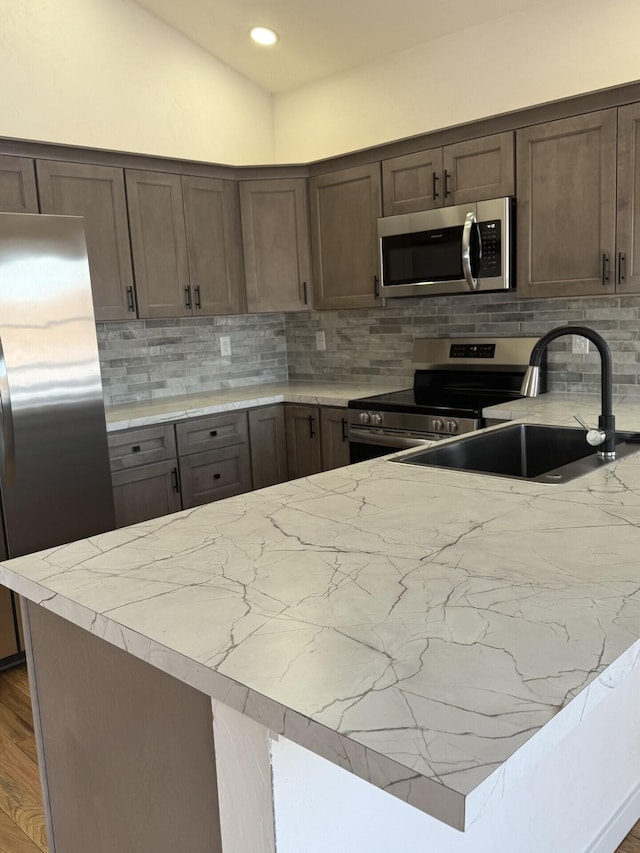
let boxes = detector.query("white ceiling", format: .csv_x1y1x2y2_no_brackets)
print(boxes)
133,0,554,93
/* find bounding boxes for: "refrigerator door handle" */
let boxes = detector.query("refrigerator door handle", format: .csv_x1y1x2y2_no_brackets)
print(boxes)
0,337,16,486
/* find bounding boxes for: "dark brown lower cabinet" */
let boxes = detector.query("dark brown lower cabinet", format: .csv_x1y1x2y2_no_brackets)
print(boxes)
285,404,322,479
108,424,181,528
111,460,181,527
285,404,351,477
106,403,350,523
177,411,253,508
248,405,288,490
179,446,252,508
320,407,350,470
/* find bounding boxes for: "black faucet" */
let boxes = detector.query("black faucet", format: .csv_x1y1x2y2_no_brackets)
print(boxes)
521,325,616,460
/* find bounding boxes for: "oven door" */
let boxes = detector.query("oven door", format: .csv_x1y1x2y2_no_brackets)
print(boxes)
348,426,441,464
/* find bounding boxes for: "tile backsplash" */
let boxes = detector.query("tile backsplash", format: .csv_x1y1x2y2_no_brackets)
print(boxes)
285,291,640,396
98,291,640,406
98,314,287,405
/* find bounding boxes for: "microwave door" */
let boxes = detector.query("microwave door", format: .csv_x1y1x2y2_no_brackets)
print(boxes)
381,225,465,289
461,212,482,291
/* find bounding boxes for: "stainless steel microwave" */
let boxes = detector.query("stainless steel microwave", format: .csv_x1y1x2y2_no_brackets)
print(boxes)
378,196,515,298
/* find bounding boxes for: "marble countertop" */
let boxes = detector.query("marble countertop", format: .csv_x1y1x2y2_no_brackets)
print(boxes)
5,391,640,831
105,381,405,431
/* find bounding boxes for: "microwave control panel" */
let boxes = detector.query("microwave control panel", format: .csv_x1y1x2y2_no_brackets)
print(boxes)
478,220,501,278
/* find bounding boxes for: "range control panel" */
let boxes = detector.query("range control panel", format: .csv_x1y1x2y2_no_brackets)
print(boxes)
449,343,496,359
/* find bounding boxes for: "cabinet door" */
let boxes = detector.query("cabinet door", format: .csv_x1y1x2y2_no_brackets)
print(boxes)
37,160,136,321
0,155,38,213
179,446,252,508
382,147,444,215
310,164,382,310
111,460,181,527
126,170,191,318
182,175,245,316
320,407,350,471
285,404,322,479
240,178,311,313
516,110,617,298
248,405,288,490
616,102,640,293
443,132,515,206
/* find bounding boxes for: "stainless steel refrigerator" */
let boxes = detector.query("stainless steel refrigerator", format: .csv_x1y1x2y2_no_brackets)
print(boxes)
0,213,115,667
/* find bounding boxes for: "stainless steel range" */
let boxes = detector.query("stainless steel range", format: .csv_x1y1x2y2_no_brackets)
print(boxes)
348,337,545,463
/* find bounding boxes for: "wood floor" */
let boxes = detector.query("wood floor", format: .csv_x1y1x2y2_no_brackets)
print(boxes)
0,664,640,852
0,664,47,852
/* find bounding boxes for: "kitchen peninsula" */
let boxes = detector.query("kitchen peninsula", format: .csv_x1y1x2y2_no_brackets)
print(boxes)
3,393,640,853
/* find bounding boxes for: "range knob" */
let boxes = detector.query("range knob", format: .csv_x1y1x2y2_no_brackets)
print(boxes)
360,411,371,424
370,412,383,425
446,419,459,434
432,417,444,432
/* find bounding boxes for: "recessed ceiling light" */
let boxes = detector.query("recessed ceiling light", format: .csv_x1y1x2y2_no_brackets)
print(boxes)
250,26,279,46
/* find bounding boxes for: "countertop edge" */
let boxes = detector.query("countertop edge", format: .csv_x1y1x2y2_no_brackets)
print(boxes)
5,569,468,831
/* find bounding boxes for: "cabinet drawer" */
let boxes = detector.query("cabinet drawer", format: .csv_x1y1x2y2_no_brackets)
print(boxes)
179,446,252,509
108,424,177,472
176,411,248,456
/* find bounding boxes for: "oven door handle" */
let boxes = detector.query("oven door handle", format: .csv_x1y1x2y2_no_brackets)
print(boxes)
348,427,437,449
462,211,480,291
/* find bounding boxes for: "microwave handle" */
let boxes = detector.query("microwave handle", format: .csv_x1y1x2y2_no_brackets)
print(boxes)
462,211,480,291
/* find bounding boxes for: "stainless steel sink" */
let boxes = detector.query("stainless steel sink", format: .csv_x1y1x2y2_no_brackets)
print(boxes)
393,423,640,483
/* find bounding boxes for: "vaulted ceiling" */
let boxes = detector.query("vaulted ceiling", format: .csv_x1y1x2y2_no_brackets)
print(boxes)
133,0,559,93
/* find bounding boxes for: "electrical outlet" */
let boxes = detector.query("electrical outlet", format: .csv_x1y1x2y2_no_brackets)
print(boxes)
220,336,231,356
315,331,326,351
572,335,589,355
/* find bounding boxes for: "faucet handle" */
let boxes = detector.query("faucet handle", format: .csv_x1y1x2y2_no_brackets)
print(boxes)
573,415,606,447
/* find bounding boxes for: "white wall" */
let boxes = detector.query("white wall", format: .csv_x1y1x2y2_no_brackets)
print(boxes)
1,0,274,165
5,0,640,167
273,0,640,163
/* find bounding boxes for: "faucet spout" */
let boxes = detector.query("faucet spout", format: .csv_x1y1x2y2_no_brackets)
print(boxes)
521,325,615,459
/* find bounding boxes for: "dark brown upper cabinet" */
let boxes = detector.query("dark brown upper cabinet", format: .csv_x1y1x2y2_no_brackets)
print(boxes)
0,155,39,213
240,178,311,313
37,161,136,322
309,163,382,310
125,170,191,319
516,110,618,299
615,102,640,294
127,170,245,319
182,175,245,316
382,132,515,216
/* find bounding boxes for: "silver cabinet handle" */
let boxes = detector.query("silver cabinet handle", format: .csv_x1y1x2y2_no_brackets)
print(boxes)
462,211,479,291
0,337,16,486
